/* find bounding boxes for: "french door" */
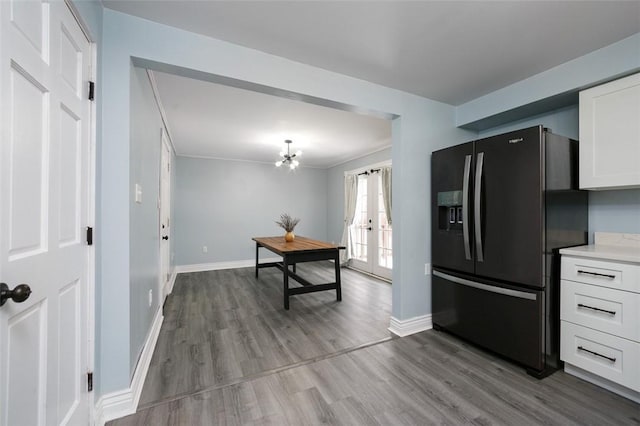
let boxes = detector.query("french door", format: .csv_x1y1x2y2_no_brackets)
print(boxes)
0,1,92,424
350,172,392,280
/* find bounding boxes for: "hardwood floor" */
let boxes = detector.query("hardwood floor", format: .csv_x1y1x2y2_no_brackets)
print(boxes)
138,262,392,407
110,263,640,425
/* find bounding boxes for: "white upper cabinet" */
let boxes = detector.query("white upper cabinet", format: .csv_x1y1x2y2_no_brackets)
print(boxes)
579,73,640,190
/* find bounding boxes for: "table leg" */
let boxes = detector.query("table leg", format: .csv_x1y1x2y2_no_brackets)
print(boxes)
334,251,342,301
283,255,290,310
255,242,259,278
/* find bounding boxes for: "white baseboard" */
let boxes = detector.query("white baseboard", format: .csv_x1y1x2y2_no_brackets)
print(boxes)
388,314,433,337
95,306,164,425
164,269,178,296
176,257,281,274
564,363,640,404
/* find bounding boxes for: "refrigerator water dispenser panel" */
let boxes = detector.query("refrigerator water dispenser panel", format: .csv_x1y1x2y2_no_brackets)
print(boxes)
437,190,463,231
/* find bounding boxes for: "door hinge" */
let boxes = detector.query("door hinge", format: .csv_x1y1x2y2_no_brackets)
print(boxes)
86,227,93,246
88,81,95,101
87,372,93,392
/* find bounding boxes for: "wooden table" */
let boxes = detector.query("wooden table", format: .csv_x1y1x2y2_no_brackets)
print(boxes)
253,236,343,310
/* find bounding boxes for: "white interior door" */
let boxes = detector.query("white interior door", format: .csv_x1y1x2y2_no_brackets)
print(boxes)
159,130,172,299
0,1,92,425
350,171,392,280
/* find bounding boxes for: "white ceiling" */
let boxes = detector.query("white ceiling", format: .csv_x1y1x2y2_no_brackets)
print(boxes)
106,1,640,166
151,70,391,168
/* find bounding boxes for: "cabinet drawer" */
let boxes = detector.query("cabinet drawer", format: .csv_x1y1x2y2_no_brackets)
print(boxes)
561,280,640,341
561,256,640,293
561,321,640,392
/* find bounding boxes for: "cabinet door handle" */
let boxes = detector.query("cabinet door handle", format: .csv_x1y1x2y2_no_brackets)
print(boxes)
577,303,616,316
577,270,615,279
577,346,616,363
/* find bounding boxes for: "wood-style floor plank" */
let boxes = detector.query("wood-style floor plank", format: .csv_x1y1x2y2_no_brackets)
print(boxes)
137,263,392,407
110,263,639,425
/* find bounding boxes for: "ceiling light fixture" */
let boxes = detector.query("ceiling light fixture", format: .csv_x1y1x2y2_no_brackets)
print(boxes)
275,139,302,170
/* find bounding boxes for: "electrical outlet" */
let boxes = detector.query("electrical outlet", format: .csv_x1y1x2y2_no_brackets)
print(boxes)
202,246,208,253
425,263,431,275
148,289,153,307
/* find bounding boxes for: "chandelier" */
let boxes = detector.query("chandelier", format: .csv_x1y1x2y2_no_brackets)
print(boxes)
275,139,302,170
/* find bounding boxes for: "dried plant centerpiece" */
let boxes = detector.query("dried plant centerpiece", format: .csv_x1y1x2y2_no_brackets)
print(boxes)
276,213,300,242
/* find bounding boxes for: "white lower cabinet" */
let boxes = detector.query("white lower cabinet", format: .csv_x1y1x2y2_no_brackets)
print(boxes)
560,253,640,402
561,280,639,341
561,321,639,391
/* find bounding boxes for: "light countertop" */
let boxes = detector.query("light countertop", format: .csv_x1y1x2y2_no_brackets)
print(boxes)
560,244,640,264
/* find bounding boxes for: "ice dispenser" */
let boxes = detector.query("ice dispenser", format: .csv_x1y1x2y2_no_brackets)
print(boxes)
437,190,463,231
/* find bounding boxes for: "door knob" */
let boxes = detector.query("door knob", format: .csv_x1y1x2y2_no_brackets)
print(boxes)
367,227,372,231
0,283,32,307
162,235,169,240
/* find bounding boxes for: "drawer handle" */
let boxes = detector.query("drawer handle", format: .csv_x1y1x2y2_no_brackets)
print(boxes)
577,303,616,316
577,346,616,363
577,270,615,279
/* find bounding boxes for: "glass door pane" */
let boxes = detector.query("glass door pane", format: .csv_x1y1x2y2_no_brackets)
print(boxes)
353,175,368,262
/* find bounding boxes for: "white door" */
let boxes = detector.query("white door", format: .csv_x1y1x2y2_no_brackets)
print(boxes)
0,1,92,425
350,172,392,280
159,130,172,299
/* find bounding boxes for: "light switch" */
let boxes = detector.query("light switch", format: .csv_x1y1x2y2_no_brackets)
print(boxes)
135,184,142,204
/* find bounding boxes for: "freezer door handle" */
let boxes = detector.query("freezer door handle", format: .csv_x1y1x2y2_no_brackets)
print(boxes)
433,270,537,301
462,154,472,260
474,152,484,262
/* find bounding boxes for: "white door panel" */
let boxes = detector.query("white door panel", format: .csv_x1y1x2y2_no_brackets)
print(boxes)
6,301,47,426
1,1,92,425
58,105,81,247
9,0,48,58
7,64,50,259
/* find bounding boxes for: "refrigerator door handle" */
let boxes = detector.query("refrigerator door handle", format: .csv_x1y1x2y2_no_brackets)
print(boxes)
474,152,484,262
433,270,537,301
462,154,472,260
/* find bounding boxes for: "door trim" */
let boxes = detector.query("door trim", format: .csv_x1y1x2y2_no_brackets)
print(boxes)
159,128,172,300
63,1,97,421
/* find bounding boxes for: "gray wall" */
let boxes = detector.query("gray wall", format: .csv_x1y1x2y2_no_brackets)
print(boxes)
478,105,640,242
478,105,579,140
98,9,469,395
587,189,640,238
326,148,392,245
175,158,328,266
128,66,170,377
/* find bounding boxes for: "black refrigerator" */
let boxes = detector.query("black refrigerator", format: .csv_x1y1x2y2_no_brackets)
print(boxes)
431,125,588,377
